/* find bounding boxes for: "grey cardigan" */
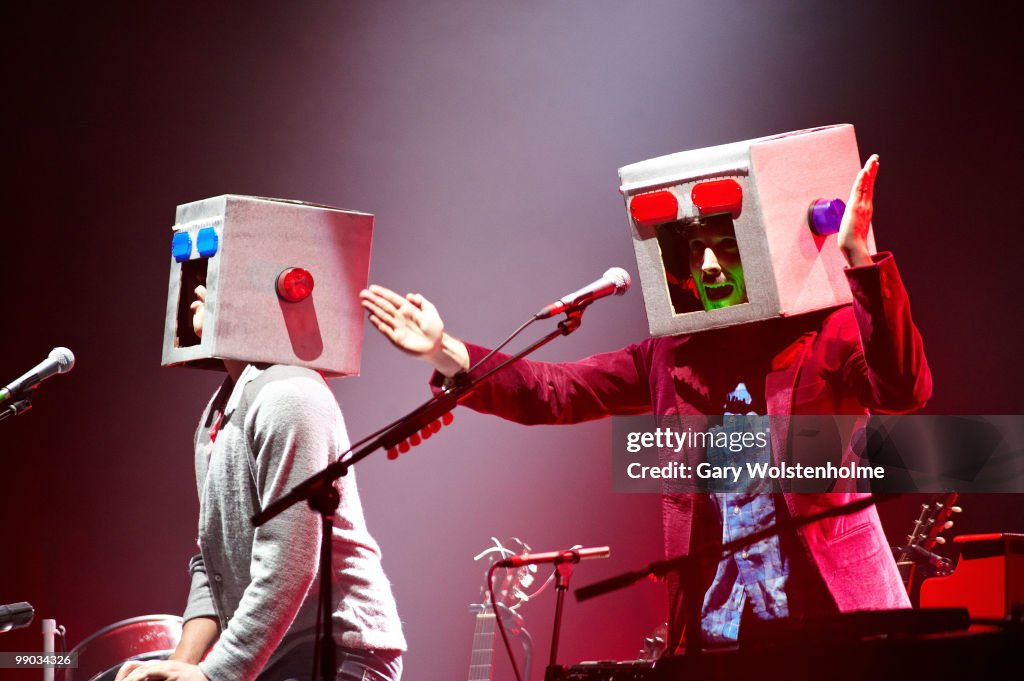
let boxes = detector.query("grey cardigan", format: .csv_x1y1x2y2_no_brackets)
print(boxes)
183,364,406,680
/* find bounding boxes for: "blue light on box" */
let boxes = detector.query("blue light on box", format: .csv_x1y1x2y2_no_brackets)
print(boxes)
197,227,219,257
171,232,192,261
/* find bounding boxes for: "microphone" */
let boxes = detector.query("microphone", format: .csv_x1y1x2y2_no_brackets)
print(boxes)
535,268,631,320
0,602,34,633
910,544,952,571
495,545,611,568
0,347,76,405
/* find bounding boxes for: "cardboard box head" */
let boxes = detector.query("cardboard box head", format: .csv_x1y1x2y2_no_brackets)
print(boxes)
161,195,372,377
618,124,875,337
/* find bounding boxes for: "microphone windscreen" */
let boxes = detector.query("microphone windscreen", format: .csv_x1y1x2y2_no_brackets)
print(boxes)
49,347,76,373
603,267,632,295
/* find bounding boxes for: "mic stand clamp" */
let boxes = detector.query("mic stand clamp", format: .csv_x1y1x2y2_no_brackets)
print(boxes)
0,390,34,423
556,309,583,336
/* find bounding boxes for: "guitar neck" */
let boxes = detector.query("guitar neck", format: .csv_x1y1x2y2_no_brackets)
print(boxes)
467,611,497,681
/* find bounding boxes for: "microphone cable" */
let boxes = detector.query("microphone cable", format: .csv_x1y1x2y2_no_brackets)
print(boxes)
489,561,525,681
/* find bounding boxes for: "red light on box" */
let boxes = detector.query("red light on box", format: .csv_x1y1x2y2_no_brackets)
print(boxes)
276,267,315,302
630,190,678,226
691,179,742,218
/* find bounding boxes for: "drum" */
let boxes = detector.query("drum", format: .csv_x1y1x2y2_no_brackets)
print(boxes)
66,615,182,681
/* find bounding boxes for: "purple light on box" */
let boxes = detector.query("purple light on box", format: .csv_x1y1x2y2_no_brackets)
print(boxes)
808,198,846,236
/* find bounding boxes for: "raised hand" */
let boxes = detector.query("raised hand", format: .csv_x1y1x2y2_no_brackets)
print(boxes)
360,285,445,358
360,284,471,376
838,153,879,267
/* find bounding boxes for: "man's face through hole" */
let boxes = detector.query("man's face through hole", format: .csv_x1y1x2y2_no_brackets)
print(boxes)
191,279,207,339
657,213,748,313
175,257,209,347
687,214,747,310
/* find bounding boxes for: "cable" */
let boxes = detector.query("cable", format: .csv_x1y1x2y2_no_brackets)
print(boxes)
489,562,524,681
519,625,535,681
466,315,537,375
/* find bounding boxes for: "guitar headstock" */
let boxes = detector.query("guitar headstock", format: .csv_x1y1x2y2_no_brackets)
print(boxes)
896,492,962,580
913,492,961,553
467,538,537,681
638,622,668,662
471,537,537,617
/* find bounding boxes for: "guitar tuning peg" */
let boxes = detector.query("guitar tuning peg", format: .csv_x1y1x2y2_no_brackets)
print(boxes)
430,419,442,434
442,412,454,425
420,426,432,440
943,520,954,529
398,439,411,454
409,432,422,447
951,506,962,513
387,447,399,460
934,536,946,544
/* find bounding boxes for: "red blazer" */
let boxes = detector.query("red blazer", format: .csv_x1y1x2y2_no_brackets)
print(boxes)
444,253,931,640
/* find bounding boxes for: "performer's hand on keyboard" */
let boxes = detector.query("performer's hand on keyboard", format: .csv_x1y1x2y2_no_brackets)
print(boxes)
116,660,208,681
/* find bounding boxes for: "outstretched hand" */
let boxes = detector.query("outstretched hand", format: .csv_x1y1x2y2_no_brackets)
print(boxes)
838,154,879,268
360,285,445,359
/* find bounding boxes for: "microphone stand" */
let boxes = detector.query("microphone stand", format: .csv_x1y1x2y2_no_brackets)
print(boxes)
544,551,583,681
573,495,895,661
252,309,586,681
